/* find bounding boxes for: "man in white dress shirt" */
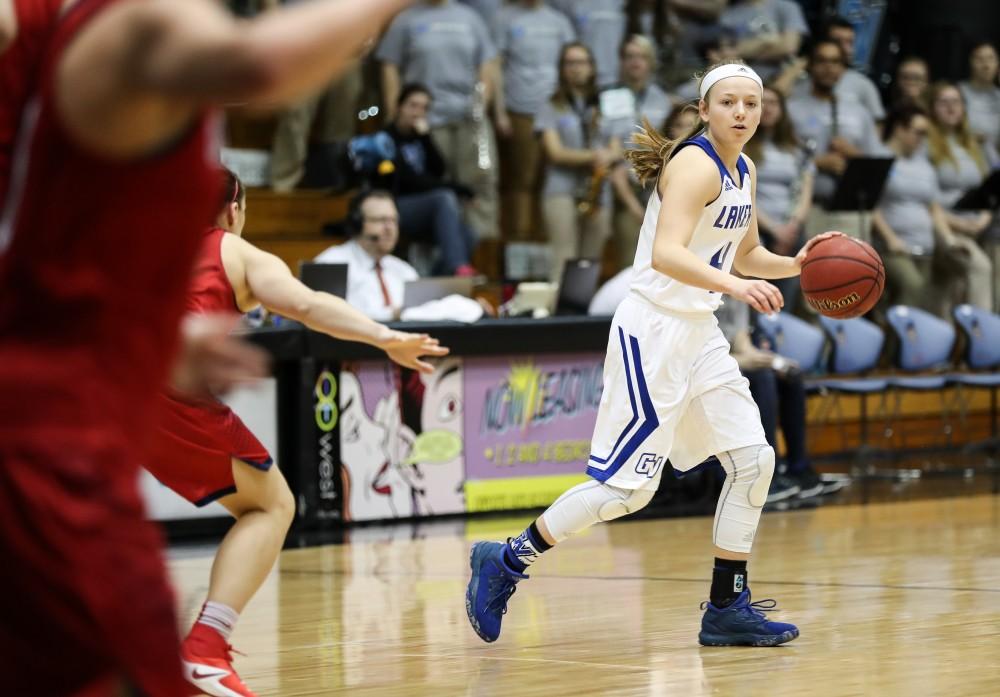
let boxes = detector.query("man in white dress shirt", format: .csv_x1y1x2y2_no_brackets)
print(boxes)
315,190,419,321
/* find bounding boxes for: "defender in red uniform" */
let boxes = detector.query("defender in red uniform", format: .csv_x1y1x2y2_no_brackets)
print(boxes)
0,1,417,695
146,171,447,697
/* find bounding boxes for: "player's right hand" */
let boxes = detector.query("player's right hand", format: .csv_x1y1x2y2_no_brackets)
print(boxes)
383,331,450,374
730,278,784,315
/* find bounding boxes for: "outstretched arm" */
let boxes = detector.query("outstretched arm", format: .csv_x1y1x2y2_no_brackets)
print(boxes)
734,161,838,280
0,0,14,54
57,0,413,156
231,237,448,373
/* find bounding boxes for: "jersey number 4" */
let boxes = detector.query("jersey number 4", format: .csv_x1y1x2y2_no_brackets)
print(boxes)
708,242,733,293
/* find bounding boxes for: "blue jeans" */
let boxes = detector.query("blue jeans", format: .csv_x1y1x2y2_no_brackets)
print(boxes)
396,189,477,274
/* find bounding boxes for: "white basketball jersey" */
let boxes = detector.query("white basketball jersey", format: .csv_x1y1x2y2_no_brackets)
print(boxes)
630,135,754,315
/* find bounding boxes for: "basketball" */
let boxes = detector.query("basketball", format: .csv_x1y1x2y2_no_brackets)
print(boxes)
800,235,885,319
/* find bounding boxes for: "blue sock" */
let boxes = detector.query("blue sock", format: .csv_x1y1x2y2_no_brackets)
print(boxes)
503,521,552,573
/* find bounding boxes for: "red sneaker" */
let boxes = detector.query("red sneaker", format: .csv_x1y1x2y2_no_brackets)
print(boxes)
180,623,257,697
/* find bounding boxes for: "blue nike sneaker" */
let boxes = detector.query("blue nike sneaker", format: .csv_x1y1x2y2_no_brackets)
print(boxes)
698,589,799,647
466,541,527,642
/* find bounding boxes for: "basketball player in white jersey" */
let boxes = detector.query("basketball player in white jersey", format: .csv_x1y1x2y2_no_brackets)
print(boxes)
466,60,840,646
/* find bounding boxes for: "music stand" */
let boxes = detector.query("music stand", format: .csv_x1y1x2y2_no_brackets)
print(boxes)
953,170,1000,212
954,170,1000,304
826,157,895,239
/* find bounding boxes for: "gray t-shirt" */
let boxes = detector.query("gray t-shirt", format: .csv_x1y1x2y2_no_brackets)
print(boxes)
959,81,1000,149
755,140,814,224
600,83,673,144
786,92,883,202
377,2,497,127
536,97,614,204
495,4,576,116
718,0,809,82
934,135,988,209
550,0,627,89
878,152,941,255
791,68,886,122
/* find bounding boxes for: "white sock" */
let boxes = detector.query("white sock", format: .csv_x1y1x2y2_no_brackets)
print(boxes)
197,601,239,641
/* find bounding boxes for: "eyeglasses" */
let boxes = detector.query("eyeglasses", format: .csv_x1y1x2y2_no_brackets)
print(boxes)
899,72,927,82
364,215,399,226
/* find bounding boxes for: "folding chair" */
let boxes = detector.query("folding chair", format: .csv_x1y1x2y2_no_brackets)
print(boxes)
951,305,1000,476
884,305,957,452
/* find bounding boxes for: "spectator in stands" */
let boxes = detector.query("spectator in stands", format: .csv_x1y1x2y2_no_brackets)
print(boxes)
715,298,820,503
787,38,882,240
537,42,621,282
744,86,814,313
959,42,1000,150
873,106,992,314
717,0,809,83
315,190,418,321
624,0,672,85
661,0,726,88
603,34,673,268
928,81,997,310
890,56,930,111
264,0,363,192
550,0,627,89
494,0,576,242
788,16,885,124
373,84,478,277
377,0,501,242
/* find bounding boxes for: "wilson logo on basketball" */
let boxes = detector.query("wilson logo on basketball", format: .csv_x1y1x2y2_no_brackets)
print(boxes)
806,292,861,312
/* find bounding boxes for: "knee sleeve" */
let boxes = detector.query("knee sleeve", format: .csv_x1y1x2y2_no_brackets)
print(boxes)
713,445,774,553
541,480,655,543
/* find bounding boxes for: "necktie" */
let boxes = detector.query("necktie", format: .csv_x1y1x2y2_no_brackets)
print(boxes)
374,260,392,307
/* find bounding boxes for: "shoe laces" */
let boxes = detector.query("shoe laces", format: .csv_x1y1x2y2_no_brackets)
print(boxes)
485,574,518,616
700,596,780,622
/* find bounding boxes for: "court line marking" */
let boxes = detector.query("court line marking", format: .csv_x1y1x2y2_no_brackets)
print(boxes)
387,652,654,672
281,567,1000,594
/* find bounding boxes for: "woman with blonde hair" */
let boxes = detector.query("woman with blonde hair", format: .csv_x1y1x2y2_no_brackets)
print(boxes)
927,80,996,310
467,59,837,647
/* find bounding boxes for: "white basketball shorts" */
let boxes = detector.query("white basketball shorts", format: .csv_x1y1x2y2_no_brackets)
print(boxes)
585,293,767,490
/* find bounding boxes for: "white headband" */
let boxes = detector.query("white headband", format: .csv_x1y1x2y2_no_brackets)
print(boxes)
699,64,763,100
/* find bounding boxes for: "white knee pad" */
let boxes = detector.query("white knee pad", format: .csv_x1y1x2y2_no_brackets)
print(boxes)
541,480,655,543
713,445,774,553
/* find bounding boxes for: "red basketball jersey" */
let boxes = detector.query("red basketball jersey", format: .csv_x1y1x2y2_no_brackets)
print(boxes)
0,0,65,204
188,227,241,316
0,0,223,454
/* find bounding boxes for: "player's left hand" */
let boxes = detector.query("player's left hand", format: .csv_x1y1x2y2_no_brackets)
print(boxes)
383,331,450,373
794,231,844,268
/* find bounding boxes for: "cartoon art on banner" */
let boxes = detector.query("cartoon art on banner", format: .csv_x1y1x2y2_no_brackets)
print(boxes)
338,358,465,522
463,353,604,512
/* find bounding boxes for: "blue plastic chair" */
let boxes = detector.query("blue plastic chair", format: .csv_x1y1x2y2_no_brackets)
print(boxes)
754,312,827,381
815,315,891,453
884,305,957,449
952,304,1000,453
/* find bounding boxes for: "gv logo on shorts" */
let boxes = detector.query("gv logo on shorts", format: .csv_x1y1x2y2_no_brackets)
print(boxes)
635,452,664,478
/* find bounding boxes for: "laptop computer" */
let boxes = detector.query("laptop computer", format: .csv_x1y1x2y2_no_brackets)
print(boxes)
555,258,602,316
298,262,349,298
402,277,474,309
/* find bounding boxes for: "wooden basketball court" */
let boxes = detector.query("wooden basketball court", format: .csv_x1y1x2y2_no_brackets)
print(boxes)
169,493,1000,696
